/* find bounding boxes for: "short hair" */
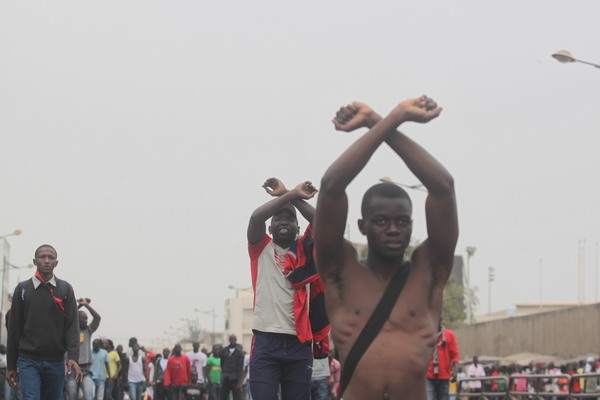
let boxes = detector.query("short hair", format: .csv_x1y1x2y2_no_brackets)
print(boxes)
34,244,57,258
361,183,412,218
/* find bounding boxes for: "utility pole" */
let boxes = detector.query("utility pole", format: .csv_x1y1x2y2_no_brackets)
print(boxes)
488,266,495,315
465,246,477,324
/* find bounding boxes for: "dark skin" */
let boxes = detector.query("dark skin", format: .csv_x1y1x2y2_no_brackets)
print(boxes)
7,246,83,387
77,298,101,333
180,371,207,400
247,178,317,248
314,96,458,400
127,344,147,383
93,339,111,379
104,340,121,383
204,345,221,388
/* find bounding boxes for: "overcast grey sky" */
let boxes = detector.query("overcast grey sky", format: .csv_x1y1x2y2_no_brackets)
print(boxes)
1,1,599,347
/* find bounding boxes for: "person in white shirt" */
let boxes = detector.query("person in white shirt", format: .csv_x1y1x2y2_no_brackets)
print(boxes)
186,342,208,383
467,356,486,397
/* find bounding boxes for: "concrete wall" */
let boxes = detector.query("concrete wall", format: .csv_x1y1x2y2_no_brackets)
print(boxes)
455,303,600,359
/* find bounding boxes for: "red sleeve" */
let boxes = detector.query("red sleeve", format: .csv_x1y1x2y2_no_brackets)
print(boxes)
185,355,191,384
248,234,271,259
249,235,270,292
164,359,171,386
447,330,460,363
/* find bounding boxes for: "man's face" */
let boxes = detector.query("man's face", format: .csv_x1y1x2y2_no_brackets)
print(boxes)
269,210,298,246
163,348,170,358
229,334,237,346
78,311,88,329
359,196,412,258
93,340,100,351
33,247,58,276
193,342,199,352
212,345,221,356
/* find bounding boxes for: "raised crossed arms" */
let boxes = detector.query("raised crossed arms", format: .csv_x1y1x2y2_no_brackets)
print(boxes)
314,97,458,282
247,178,317,245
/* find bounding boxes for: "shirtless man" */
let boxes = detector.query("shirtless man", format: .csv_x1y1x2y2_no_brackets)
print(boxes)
314,96,458,399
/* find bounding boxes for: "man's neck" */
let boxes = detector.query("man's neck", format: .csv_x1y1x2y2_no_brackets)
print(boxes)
272,237,292,249
366,253,406,280
36,270,54,282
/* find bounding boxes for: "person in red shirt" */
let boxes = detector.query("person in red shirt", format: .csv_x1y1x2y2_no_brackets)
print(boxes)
426,324,460,400
164,344,191,400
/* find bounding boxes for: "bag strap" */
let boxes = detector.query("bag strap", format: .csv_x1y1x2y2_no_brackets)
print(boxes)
55,278,69,300
338,261,411,398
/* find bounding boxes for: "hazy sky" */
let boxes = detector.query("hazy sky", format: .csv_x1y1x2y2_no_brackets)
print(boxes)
1,1,599,348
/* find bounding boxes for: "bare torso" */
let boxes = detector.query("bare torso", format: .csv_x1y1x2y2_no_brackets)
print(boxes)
326,242,442,400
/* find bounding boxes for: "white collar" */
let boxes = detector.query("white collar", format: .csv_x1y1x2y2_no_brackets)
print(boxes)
32,274,57,289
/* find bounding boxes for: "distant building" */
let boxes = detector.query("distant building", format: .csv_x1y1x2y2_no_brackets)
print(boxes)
224,287,253,352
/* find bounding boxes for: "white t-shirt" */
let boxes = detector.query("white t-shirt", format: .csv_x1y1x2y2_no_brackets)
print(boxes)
186,351,207,382
312,358,331,379
243,354,250,382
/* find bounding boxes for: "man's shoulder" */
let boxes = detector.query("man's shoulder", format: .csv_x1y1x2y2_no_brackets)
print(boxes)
444,328,456,339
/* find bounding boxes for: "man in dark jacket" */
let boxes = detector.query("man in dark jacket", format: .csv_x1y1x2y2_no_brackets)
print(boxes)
219,335,244,400
6,244,82,400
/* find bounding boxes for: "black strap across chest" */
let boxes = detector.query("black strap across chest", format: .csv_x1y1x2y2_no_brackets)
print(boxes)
338,261,411,398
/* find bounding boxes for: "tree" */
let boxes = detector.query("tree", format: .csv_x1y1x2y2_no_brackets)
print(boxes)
182,319,204,343
441,276,466,328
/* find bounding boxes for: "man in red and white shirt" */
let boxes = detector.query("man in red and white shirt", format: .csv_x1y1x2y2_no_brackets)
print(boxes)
247,178,324,400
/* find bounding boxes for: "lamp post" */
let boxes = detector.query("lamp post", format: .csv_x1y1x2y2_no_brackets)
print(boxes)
552,50,600,69
488,266,495,315
0,230,22,240
465,246,476,324
1,230,24,342
4,263,34,271
194,307,217,346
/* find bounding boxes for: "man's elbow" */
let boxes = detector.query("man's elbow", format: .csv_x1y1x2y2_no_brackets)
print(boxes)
432,174,455,197
319,175,343,196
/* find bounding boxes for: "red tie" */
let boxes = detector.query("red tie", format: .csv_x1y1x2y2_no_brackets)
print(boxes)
35,271,65,311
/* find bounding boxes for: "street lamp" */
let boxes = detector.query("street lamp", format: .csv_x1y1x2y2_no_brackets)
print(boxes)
0,230,22,240
465,246,476,324
552,50,600,69
194,307,217,346
379,177,427,192
3,263,34,271
488,266,495,315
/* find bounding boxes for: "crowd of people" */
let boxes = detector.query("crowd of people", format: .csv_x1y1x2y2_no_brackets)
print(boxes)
452,356,600,399
4,97,458,400
0,334,343,400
